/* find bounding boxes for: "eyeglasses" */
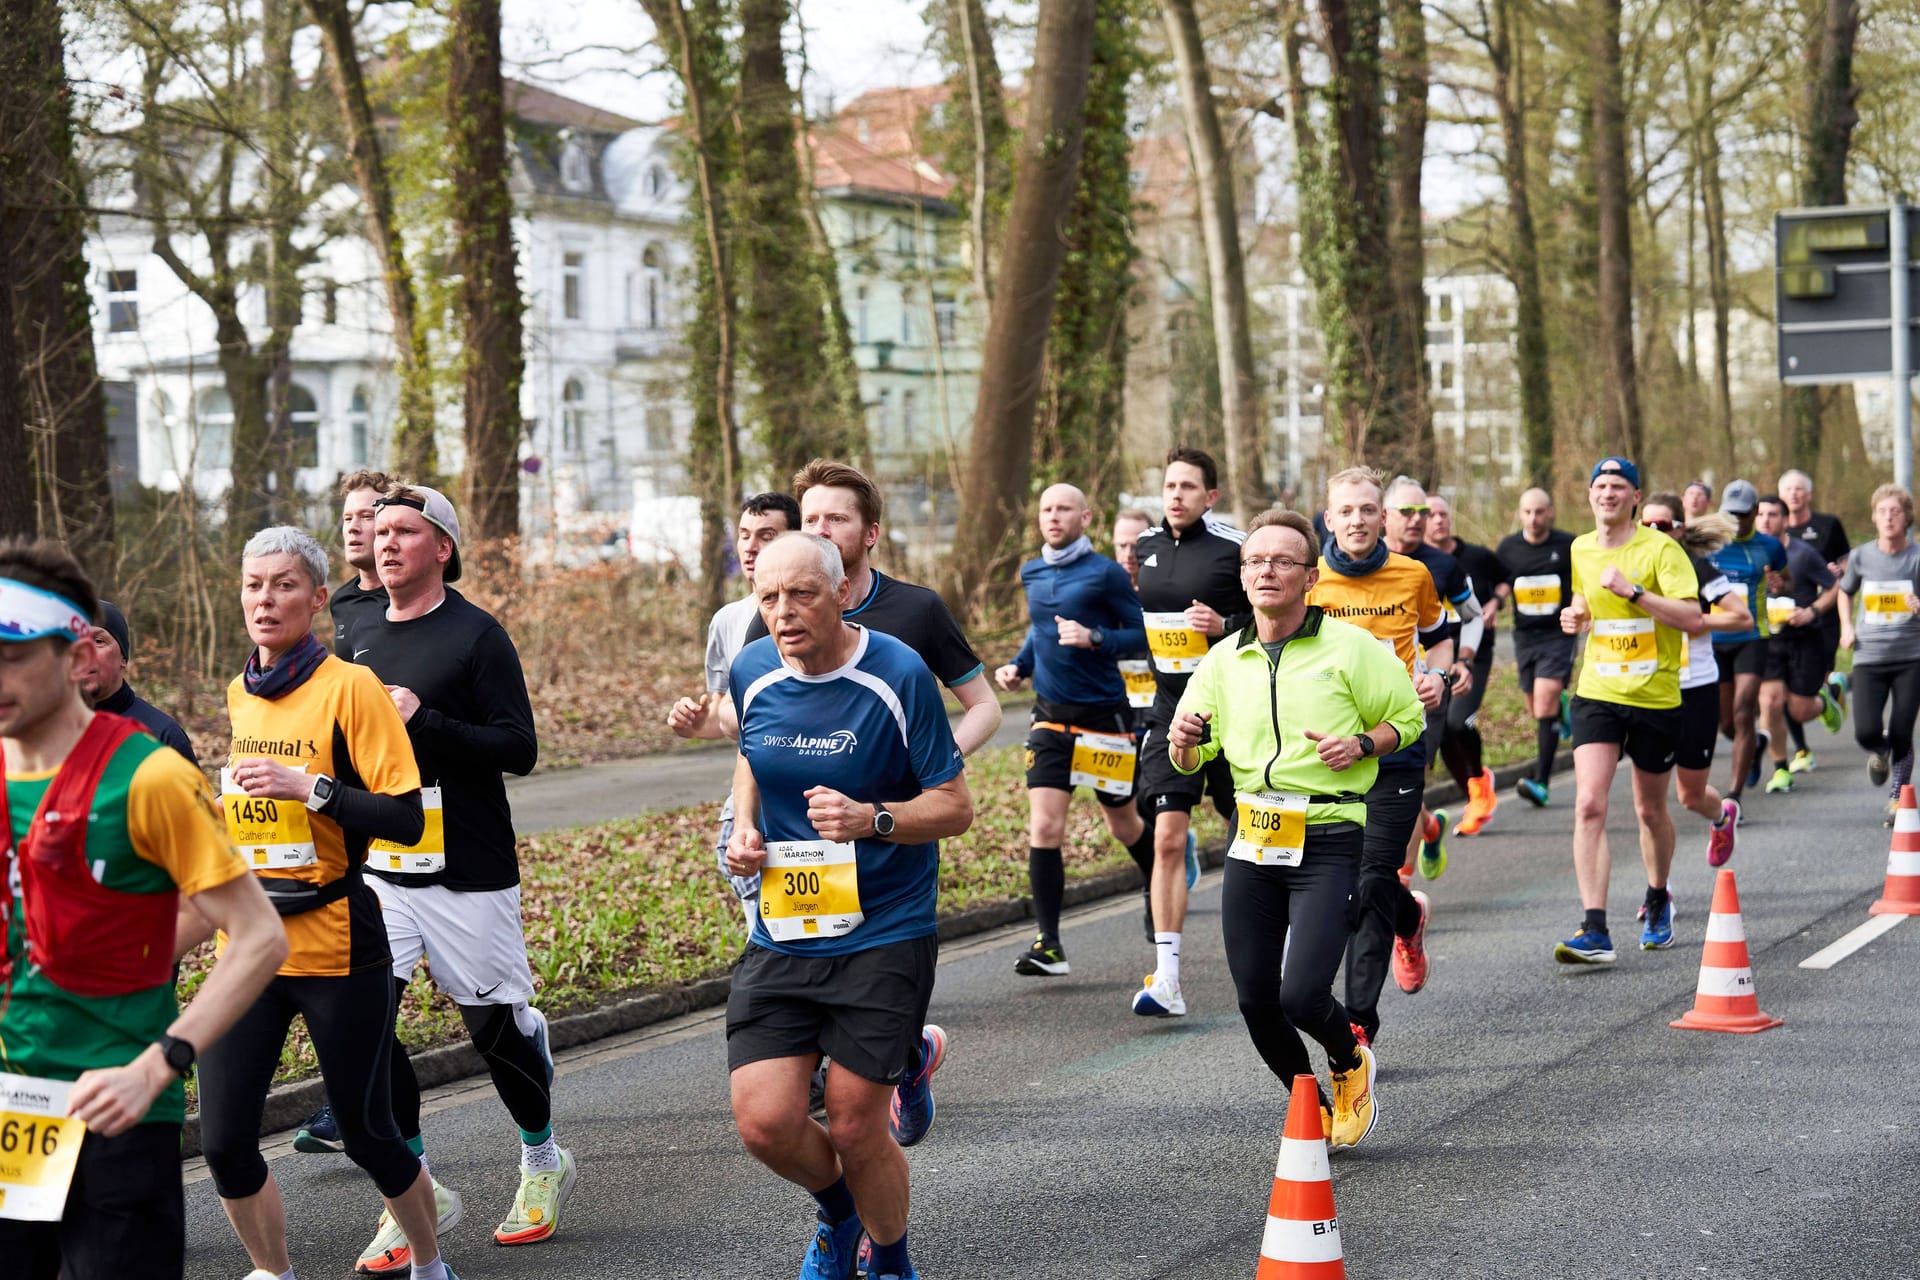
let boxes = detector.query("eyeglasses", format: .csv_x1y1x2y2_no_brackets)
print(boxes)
1392,505,1430,517
1240,556,1313,574
1641,518,1676,532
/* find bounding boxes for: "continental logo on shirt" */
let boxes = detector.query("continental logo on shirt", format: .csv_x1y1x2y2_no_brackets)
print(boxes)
759,729,859,757
1320,602,1409,619
231,735,318,758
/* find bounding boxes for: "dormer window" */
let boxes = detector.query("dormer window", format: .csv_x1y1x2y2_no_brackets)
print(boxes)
560,136,592,193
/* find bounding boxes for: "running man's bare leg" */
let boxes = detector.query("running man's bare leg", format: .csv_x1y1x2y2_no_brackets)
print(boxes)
1572,742,1622,911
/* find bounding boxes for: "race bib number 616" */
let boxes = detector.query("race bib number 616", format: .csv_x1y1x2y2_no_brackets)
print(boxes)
0,1076,85,1222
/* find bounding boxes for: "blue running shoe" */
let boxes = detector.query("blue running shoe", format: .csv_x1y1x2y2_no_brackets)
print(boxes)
292,1103,343,1154
855,1238,921,1280
888,1025,947,1147
1184,829,1200,889
1640,895,1674,950
1516,776,1549,808
798,1211,865,1280
1553,926,1615,965
1746,731,1769,790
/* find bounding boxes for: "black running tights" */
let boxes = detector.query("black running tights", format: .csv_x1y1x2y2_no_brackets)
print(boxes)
1853,660,1920,767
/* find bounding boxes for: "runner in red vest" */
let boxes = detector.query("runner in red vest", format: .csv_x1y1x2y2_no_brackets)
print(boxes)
0,539,285,1280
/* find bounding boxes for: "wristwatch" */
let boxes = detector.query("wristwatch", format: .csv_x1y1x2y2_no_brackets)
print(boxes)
306,773,337,813
1629,584,1646,604
156,1032,197,1077
1356,733,1377,758
1088,627,1105,648
872,804,896,839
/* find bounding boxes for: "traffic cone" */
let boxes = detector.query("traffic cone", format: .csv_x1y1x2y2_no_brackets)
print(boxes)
1870,785,1920,916
1670,869,1782,1034
1255,1074,1345,1279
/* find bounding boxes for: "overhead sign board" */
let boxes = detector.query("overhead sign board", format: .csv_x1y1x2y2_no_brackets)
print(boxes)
1775,205,1919,384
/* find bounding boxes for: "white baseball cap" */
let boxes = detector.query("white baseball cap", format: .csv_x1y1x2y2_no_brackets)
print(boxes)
375,485,463,582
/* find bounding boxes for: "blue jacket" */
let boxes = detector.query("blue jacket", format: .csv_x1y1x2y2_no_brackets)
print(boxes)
1012,552,1147,706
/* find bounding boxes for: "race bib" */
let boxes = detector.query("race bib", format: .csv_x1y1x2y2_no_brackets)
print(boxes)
1118,659,1157,709
759,840,862,941
1513,575,1561,617
1069,731,1136,797
1143,611,1207,674
1229,791,1309,867
0,1076,85,1222
220,767,317,869
1862,580,1913,625
1586,616,1658,680
369,787,445,873
1766,596,1797,631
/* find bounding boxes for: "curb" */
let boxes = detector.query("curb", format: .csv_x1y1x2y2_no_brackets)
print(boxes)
183,746,1572,1156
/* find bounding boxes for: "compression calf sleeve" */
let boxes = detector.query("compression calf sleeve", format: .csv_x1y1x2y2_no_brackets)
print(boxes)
458,1002,551,1135
1028,846,1065,943
1123,830,1155,881
1536,717,1559,783
1787,718,1808,753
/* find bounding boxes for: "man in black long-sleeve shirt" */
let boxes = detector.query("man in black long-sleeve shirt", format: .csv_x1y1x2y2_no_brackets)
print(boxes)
338,485,573,1268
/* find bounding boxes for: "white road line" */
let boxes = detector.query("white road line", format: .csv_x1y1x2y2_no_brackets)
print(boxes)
1799,914,1908,970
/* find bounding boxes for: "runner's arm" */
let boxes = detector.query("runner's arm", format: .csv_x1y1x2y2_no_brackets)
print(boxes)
408,625,539,775
1837,588,1856,648
863,773,972,843
948,673,1002,757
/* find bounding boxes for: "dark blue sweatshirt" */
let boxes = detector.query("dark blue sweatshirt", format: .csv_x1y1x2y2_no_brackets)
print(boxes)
1011,551,1147,706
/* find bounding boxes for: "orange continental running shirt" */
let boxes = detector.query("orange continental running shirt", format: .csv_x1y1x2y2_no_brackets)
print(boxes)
223,654,420,977
1307,552,1446,676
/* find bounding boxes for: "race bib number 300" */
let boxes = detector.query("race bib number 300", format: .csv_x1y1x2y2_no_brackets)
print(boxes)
219,767,317,868
760,840,863,941
370,786,446,873
1229,791,1309,867
1142,611,1207,674
1069,731,1136,797
1586,617,1658,679
0,1076,85,1222
1118,659,1157,709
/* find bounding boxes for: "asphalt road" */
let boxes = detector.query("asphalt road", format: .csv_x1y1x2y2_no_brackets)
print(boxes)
183,728,1920,1279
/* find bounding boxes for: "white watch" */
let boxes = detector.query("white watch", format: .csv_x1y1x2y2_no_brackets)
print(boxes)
306,773,337,812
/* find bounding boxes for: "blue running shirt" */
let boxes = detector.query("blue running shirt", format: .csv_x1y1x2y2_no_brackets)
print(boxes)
1709,532,1788,643
731,627,964,955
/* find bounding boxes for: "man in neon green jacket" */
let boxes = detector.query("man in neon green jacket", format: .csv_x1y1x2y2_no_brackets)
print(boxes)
1168,509,1424,1150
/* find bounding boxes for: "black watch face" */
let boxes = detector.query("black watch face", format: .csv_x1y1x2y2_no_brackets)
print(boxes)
875,810,894,836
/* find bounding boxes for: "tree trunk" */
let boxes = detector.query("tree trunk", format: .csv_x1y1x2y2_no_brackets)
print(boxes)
1161,0,1264,518
308,0,437,477
0,263,31,539
1489,0,1554,488
951,0,1010,321
952,0,1097,611
1,0,114,579
448,0,525,543
1590,0,1641,460
1385,0,1432,482
1699,117,1735,473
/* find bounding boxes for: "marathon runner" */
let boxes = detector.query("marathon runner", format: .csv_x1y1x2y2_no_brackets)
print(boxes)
1307,467,1450,1044
722,531,972,1280
993,483,1150,977
1639,495,1746,872
195,527,459,1280
668,491,803,923
330,470,398,658
1495,488,1576,806
1555,457,1700,963
1167,509,1422,1149
1426,494,1507,835
1837,483,1920,824
1131,447,1249,1017
1754,494,1843,790
0,540,284,1280
1707,480,1788,811
1779,468,1852,744
79,600,196,764
1682,481,1714,522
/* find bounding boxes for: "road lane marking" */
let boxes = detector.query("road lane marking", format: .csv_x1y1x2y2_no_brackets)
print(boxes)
1799,914,1907,969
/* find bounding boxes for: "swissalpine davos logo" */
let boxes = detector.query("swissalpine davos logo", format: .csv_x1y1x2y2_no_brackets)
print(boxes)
760,729,859,757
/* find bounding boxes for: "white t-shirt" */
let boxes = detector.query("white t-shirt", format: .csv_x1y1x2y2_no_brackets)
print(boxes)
704,595,760,694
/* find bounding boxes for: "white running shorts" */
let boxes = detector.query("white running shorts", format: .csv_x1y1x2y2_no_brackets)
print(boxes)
370,878,537,1006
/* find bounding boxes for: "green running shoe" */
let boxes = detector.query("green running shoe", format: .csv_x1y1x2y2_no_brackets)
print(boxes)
1765,766,1793,794
1418,810,1449,880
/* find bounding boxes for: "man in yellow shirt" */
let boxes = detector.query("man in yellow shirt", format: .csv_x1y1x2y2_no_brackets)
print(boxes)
1556,458,1703,963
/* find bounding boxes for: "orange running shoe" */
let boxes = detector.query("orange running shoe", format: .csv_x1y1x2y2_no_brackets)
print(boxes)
1455,768,1499,836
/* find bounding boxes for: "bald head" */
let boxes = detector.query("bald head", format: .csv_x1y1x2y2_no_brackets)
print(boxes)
1037,483,1093,550
1519,487,1554,540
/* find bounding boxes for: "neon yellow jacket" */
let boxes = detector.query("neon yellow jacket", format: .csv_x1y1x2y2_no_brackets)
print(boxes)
1171,607,1426,826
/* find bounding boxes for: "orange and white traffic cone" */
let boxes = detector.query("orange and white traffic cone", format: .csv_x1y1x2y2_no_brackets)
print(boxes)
1255,1074,1345,1279
1870,784,1920,916
1670,869,1782,1034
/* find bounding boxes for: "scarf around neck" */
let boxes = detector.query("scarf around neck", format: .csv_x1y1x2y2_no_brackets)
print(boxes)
1322,534,1389,578
243,632,328,699
1042,535,1094,568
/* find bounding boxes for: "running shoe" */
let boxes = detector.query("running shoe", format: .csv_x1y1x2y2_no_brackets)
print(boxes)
1014,935,1069,977
1557,691,1573,740
1185,828,1200,889
1396,865,1414,889
1888,798,1901,828
1516,776,1550,808
1553,926,1616,965
889,1025,947,1147
1392,890,1431,994
526,1005,555,1088
1747,732,1769,790
1348,1021,1372,1050
1820,683,1845,733
1765,766,1793,794
1418,810,1448,880
1455,768,1498,836
1640,895,1675,950
493,1147,577,1245
1707,798,1739,867
356,1179,464,1274
1789,748,1818,774
1320,1101,1334,1144
1870,752,1892,787
1131,973,1187,1017
292,1102,343,1154
799,1210,866,1280
1636,893,1678,922
1328,1045,1378,1150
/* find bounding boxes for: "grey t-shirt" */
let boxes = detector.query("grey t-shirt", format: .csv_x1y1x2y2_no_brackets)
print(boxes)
1841,541,1920,665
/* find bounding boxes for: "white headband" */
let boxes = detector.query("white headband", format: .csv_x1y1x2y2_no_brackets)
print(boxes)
0,578,93,644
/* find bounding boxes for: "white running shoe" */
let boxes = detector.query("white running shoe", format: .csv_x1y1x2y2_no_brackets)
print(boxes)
1131,973,1186,1017
355,1179,464,1275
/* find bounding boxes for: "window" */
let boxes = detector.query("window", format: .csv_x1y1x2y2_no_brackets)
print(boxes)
194,387,234,469
933,294,957,347
106,270,138,333
855,286,870,344
643,164,667,198
1436,359,1457,393
561,377,587,453
900,390,917,445
900,288,917,345
644,383,674,452
322,281,338,327
893,220,914,256
560,138,592,193
1431,292,1455,325
347,386,371,466
641,244,664,329
286,383,319,469
563,251,584,321
870,388,892,445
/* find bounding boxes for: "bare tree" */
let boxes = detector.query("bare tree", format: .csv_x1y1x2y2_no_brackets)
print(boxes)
1386,0,1432,481
1590,0,1641,459
0,265,31,538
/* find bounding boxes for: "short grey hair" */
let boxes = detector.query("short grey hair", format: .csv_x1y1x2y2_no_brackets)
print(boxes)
767,530,846,590
1387,475,1428,505
242,526,329,588
1779,469,1813,493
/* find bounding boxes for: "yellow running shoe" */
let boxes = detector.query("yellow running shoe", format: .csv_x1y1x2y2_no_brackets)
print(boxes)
356,1179,463,1274
494,1148,578,1246
1329,1045,1379,1150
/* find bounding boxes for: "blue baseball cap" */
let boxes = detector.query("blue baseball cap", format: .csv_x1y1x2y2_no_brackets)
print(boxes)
1590,456,1640,488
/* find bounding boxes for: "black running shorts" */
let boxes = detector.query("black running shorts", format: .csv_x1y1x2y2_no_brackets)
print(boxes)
1762,628,1828,698
1136,714,1236,821
0,1121,185,1280
1514,629,1576,692
726,934,937,1085
1715,637,1767,682
1674,681,1721,773
1570,695,1683,774
1024,698,1137,810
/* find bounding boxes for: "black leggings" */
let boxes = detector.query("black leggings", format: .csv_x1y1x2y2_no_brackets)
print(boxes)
1852,660,1920,767
390,997,551,1142
1221,828,1363,1086
1440,646,1495,785
199,969,421,1201
1347,765,1426,1040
